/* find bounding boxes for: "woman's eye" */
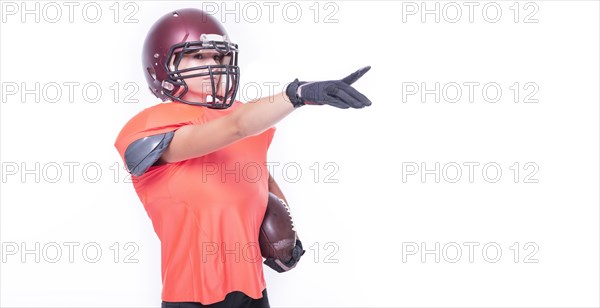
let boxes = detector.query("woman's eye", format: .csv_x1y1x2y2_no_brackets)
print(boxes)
213,55,222,61
193,54,203,59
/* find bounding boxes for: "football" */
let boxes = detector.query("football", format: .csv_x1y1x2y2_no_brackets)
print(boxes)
259,192,297,261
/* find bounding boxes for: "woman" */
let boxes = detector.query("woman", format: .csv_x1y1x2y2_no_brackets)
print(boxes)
114,8,372,308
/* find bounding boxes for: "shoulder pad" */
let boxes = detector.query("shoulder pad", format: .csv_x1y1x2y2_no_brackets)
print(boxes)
125,131,175,176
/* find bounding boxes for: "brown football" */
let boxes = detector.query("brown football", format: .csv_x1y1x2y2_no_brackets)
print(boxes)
259,192,297,261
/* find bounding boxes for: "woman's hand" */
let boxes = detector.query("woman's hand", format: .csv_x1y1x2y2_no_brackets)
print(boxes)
286,66,373,109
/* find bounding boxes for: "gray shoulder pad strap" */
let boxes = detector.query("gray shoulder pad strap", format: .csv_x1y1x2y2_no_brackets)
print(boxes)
124,131,175,176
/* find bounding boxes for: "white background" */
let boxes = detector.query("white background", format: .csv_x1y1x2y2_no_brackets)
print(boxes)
1,1,599,307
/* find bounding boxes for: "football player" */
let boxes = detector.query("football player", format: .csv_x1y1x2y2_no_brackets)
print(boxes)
114,8,372,308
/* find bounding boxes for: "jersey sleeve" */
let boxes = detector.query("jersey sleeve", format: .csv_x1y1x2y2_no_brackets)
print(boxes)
114,103,205,176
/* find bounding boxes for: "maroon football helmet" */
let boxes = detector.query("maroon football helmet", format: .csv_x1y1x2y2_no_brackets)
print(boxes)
142,8,239,109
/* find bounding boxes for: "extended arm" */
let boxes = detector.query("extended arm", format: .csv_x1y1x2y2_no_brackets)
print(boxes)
125,67,372,176
161,66,372,164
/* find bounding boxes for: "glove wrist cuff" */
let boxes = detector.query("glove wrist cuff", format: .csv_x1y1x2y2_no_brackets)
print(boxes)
286,79,305,108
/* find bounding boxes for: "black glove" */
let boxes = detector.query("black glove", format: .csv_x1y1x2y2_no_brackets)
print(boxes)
286,66,372,109
263,239,306,273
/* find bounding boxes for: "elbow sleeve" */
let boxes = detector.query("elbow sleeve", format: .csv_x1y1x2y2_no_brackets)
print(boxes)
124,131,175,176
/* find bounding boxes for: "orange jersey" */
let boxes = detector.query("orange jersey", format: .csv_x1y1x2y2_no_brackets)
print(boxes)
114,101,276,304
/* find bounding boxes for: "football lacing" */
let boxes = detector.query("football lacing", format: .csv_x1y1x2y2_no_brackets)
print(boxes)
279,198,296,231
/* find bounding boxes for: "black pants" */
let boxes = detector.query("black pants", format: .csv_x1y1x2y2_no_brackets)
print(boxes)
162,288,270,308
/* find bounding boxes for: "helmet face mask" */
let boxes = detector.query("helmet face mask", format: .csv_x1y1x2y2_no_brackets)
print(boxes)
165,37,240,109
143,9,240,109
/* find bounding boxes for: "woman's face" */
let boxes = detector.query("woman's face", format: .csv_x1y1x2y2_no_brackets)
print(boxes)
172,49,229,103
